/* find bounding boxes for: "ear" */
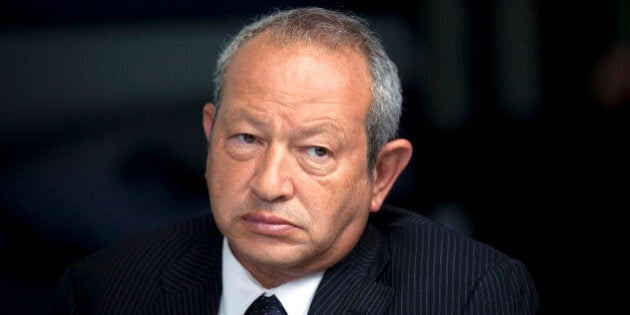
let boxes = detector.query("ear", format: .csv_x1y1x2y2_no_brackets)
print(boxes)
370,139,413,212
203,102,216,142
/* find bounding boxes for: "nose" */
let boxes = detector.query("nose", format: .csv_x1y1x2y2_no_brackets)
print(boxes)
250,144,295,202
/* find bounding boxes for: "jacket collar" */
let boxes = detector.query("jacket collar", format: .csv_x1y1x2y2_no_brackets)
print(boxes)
143,214,393,314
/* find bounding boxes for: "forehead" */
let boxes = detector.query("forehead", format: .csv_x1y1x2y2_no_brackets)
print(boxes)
223,32,372,111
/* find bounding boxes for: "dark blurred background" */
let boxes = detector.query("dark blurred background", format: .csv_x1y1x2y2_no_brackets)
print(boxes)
1,0,628,314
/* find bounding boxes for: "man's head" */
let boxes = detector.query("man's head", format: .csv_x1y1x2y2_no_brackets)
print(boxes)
202,7,412,288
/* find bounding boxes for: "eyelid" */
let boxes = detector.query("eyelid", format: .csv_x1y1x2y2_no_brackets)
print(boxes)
236,133,257,143
306,146,331,158
300,145,336,176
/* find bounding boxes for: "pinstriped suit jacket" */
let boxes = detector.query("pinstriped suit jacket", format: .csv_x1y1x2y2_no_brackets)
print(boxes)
53,205,539,314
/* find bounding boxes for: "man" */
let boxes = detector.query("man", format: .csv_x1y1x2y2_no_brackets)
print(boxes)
54,7,539,314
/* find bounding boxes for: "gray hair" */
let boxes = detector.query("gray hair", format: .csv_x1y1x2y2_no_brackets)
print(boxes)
212,7,402,173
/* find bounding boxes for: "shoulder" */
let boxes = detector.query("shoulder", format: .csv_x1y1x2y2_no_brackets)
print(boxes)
75,214,221,272
54,214,222,312
372,204,510,263
371,205,539,313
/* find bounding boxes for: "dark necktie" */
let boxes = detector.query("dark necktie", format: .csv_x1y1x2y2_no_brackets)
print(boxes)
244,294,288,315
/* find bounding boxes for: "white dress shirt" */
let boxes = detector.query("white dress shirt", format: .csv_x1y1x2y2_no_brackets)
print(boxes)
218,238,324,315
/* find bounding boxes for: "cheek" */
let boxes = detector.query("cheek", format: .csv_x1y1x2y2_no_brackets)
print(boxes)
303,167,371,233
206,152,224,195
207,154,250,236
207,143,249,186
206,148,246,212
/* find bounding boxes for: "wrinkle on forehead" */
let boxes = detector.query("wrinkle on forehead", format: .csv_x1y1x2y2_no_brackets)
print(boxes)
224,33,371,109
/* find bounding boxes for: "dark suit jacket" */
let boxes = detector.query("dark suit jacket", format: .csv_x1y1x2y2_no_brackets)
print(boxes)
53,205,539,314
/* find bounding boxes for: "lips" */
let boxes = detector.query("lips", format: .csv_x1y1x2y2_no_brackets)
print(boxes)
241,211,297,235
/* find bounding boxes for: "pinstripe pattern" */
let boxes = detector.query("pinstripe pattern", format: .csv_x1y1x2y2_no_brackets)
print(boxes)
309,206,538,314
53,215,224,314
53,205,538,314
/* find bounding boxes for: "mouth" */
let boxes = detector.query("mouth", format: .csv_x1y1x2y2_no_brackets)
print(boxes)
241,211,297,236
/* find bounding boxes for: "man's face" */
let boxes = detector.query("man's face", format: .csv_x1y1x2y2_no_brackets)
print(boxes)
204,34,375,285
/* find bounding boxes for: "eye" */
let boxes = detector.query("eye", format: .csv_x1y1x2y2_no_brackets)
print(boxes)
307,146,330,158
237,133,257,144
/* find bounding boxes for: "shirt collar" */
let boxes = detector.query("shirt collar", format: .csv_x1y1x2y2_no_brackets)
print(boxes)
220,238,324,315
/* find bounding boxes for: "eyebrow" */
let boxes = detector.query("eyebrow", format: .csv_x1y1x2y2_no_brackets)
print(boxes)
296,121,346,140
223,111,266,129
225,111,346,140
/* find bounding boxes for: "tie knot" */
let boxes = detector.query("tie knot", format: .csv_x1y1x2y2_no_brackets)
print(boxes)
244,294,288,315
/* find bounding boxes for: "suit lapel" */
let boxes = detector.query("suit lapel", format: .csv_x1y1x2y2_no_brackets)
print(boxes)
309,224,394,314
144,232,224,314
140,215,394,314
